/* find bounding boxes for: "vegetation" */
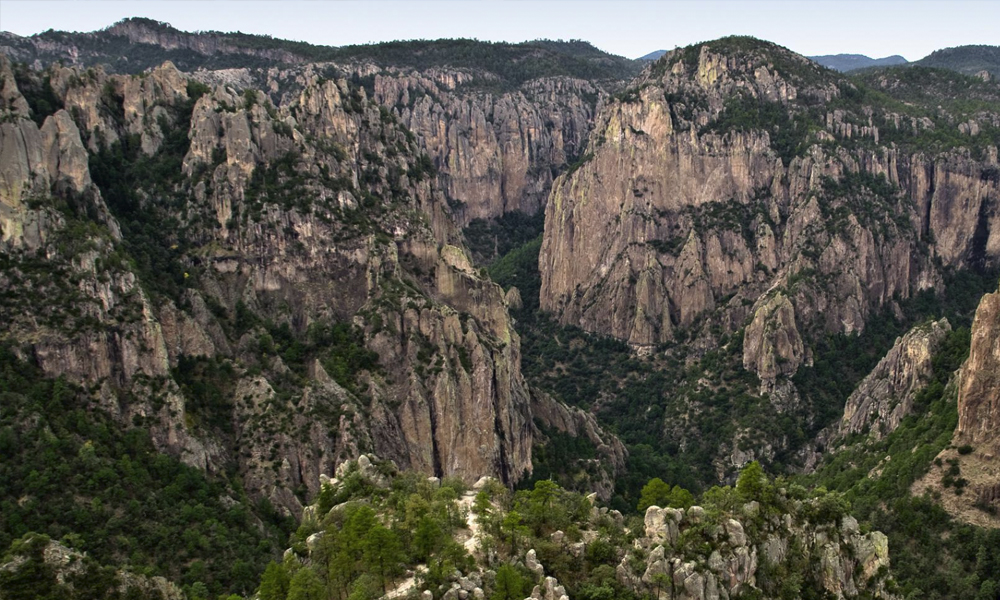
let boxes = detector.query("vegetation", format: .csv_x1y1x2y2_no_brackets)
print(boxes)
0,345,291,598
88,92,200,303
15,20,640,86
793,267,999,439
251,457,884,600
914,44,1000,78
464,210,545,266
487,233,785,510
699,92,815,165
325,39,639,89
0,533,172,600
274,465,475,600
10,64,63,126
801,324,1000,600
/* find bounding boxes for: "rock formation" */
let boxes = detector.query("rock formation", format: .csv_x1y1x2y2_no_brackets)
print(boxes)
624,502,895,599
909,283,1000,527
0,54,585,514
836,319,952,442
956,284,1000,448
0,534,183,600
291,458,895,600
539,39,998,370
530,390,629,499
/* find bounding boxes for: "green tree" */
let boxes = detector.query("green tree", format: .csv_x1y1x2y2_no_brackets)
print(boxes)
500,511,528,556
472,490,493,516
325,543,355,600
702,485,740,515
637,478,672,511
287,567,325,600
668,485,695,510
491,564,527,600
530,480,559,511
414,515,443,561
362,525,403,594
259,562,290,600
736,461,768,503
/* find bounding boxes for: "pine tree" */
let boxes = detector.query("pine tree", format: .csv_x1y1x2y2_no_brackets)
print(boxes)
287,567,324,600
362,525,403,594
258,562,290,600
491,564,527,600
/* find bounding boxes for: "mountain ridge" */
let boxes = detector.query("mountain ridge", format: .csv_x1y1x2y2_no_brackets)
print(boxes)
1,17,642,83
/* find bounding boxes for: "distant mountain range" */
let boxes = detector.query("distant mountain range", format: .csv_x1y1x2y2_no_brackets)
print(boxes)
808,53,908,71
639,45,999,78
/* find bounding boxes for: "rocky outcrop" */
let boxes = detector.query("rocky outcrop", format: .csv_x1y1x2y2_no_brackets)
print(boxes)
621,502,895,600
743,291,807,390
838,318,952,441
798,318,953,470
0,534,183,599
909,285,1000,527
956,284,1000,448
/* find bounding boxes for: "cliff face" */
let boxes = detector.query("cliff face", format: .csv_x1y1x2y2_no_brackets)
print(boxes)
956,285,1000,448
836,319,952,442
909,285,1000,528
530,390,629,499
5,20,623,228
370,68,600,224
0,55,601,514
539,41,999,391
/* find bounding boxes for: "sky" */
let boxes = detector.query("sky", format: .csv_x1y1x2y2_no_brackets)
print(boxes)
0,0,997,61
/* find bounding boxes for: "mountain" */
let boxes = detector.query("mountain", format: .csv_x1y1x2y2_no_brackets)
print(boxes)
3,21,1000,600
914,44,1000,78
0,47,633,596
0,17,641,82
809,53,908,71
537,33,1000,502
639,49,668,61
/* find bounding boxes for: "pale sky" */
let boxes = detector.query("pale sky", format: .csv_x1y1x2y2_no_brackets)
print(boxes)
0,1,997,61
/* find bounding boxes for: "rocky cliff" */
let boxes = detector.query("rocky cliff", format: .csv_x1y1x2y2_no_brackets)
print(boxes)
540,37,998,388
834,319,952,442
370,68,600,224
3,20,636,228
956,284,1000,448
0,53,631,516
908,283,1000,528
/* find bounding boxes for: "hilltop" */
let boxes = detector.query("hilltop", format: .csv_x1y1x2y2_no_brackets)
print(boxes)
0,17,641,84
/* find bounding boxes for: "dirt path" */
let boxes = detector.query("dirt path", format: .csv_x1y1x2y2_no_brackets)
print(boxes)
382,489,482,598
457,490,481,554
